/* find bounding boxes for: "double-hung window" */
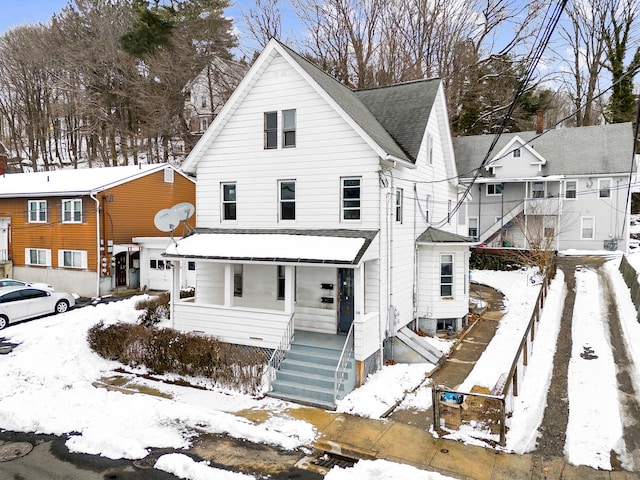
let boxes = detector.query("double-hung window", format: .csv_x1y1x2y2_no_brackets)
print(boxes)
581,217,595,239
282,109,296,147
264,112,278,149
565,180,577,199
468,217,478,239
59,250,87,268
279,180,295,221
513,148,521,158
26,248,51,266
62,199,82,223
440,254,453,297
341,178,361,221
28,200,47,223
222,183,237,221
599,179,611,198
395,188,403,223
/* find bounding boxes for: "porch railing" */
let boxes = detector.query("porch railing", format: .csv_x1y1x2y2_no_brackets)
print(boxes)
263,313,294,393
334,322,355,403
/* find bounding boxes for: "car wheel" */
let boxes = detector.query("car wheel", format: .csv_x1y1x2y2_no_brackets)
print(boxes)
0,316,6,330
55,300,69,314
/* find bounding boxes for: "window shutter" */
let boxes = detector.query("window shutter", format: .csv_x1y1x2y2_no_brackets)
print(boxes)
81,251,88,269
58,250,64,267
45,249,52,266
25,248,31,265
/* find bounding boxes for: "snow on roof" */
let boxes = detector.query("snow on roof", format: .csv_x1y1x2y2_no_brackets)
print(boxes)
0,164,171,197
163,229,377,265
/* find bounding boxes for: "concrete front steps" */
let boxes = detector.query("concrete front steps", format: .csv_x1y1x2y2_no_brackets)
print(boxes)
269,333,354,410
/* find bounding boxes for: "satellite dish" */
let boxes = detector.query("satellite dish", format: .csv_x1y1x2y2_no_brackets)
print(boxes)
154,208,181,232
171,202,195,221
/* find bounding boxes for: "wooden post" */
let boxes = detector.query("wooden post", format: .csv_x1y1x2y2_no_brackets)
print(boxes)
512,366,518,397
523,341,528,367
432,386,440,433
499,398,506,446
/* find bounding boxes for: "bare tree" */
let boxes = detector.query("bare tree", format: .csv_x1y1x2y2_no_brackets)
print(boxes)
293,0,388,88
242,0,283,49
555,0,607,126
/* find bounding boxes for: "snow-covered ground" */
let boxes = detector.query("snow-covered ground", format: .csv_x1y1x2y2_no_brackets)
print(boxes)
0,258,639,479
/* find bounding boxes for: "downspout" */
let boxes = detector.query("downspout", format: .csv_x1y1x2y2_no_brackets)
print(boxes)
413,183,418,320
90,193,101,297
477,184,482,240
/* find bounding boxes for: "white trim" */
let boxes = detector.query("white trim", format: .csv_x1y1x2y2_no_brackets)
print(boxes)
486,183,503,196
58,249,88,269
61,198,82,223
28,199,47,223
25,248,51,266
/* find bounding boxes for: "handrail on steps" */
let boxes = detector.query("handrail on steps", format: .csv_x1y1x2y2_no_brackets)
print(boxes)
334,322,355,404
263,313,294,392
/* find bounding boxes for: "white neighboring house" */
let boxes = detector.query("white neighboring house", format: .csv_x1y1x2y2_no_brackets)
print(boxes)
184,57,248,136
454,123,636,252
164,39,473,408
133,237,196,292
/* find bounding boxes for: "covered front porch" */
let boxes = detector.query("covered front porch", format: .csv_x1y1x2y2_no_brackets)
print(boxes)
162,229,382,402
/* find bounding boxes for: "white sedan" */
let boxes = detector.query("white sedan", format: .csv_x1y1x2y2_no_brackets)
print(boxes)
0,286,76,330
0,278,54,291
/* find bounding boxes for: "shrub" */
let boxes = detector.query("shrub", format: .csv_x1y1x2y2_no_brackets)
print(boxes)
87,322,266,394
135,292,171,327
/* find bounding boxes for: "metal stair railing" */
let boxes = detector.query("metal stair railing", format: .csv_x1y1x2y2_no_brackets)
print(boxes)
334,322,355,403
263,313,294,392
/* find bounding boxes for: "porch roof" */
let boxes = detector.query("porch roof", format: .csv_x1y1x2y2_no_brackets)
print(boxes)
416,227,475,245
162,228,378,266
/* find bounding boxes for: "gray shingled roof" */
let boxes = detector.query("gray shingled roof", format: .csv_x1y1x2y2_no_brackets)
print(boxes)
355,81,439,161
453,122,635,179
416,227,473,244
279,42,439,163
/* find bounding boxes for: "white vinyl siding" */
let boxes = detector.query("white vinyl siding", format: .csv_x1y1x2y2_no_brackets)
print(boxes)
25,248,51,266
59,250,88,269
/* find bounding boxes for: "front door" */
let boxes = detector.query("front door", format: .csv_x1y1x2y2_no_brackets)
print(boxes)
338,268,354,333
115,252,127,287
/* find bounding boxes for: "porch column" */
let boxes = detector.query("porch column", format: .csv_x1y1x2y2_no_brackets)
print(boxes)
224,264,233,307
284,265,295,314
355,264,365,318
170,260,181,328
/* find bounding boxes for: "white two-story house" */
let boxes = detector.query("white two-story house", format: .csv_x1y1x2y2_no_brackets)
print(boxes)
163,39,473,408
454,123,636,252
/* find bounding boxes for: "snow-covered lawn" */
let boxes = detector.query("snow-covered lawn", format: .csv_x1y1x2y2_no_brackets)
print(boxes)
0,258,639,478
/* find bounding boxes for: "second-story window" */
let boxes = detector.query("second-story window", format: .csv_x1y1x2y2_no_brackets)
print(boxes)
28,200,47,223
279,180,296,220
487,183,503,196
222,183,237,221
342,178,361,221
264,111,278,149
283,109,296,147
532,181,545,198
599,179,611,198
62,199,82,223
565,180,577,199
395,188,403,223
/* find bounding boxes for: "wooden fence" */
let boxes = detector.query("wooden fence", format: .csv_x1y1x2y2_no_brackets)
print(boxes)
433,262,557,446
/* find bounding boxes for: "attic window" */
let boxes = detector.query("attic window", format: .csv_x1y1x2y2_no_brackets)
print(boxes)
513,148,521,158
264,112,277,149
164,168,174,184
